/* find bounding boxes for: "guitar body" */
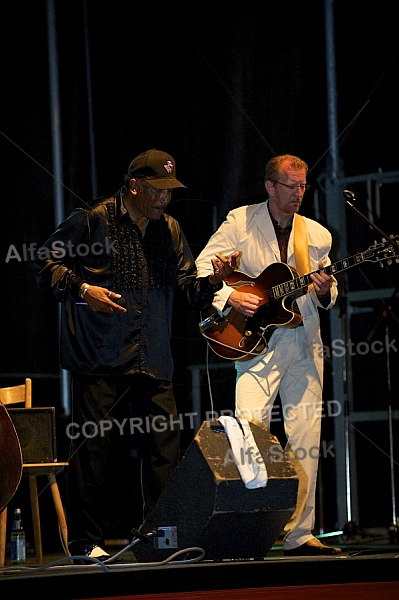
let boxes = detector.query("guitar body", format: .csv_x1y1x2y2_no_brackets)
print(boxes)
200,263,305,361
0,401,23,513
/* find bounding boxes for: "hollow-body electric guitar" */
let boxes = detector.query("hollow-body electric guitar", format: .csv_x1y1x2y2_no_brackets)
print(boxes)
199,237,399,361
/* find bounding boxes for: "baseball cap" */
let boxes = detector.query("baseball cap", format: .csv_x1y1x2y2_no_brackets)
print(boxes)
127,149,186,189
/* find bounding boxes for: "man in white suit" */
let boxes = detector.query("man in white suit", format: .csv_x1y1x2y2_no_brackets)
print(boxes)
195,154,341,556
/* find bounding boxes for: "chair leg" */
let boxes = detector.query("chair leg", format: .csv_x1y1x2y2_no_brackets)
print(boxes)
29,476,43,564
47,473,70,557
0,508,8,567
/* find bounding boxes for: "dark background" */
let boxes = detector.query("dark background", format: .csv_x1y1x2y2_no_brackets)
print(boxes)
1,1,398,548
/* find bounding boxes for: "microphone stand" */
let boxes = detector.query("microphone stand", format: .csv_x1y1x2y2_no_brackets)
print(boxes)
343,190,399,543
343,190,399,251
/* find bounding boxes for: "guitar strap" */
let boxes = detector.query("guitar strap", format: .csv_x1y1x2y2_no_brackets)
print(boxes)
293,214,313,291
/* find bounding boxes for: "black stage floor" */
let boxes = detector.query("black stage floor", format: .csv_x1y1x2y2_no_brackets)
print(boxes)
1,530,398,599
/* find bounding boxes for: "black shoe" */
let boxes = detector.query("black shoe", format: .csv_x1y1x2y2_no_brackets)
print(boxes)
68,540,110,564
284,537,342,557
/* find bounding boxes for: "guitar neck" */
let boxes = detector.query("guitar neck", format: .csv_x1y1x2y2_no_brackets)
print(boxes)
272,251,365,300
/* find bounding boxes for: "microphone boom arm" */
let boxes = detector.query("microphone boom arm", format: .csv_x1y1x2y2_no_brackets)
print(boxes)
343,190,399,249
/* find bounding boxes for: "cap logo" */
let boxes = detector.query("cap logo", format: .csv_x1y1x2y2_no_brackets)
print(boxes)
164,160,173,174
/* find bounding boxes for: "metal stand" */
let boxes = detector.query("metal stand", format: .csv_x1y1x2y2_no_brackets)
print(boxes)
344,190,399,542
339,284,360,539
367,297,399,543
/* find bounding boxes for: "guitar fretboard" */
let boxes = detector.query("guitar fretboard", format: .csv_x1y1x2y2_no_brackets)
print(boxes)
271,251,365,300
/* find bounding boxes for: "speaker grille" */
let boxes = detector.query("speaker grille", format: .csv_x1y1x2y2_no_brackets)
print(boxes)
7,408,57,463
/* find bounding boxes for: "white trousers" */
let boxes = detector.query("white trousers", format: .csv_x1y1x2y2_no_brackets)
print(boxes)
235,325,323,549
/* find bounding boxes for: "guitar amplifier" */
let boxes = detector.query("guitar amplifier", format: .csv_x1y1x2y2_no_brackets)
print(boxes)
7,407,57,463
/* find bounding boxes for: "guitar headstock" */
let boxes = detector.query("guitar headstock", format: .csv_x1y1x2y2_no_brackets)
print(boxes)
364,235,399,266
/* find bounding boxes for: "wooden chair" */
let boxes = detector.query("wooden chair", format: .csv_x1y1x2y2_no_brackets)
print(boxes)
0,378,70,566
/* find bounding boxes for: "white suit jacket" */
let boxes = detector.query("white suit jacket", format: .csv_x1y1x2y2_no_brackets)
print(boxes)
195,200,338,384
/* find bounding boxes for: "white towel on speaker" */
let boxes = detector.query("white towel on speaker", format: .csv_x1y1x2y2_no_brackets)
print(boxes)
218,416,268,489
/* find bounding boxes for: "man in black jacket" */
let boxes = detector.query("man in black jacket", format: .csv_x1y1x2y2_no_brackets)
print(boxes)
34,149,231,561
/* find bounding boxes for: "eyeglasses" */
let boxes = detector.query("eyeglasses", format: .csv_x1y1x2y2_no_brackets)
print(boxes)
270,180,311,192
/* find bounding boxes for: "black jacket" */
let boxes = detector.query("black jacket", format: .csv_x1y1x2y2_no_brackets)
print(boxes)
33,191,219,379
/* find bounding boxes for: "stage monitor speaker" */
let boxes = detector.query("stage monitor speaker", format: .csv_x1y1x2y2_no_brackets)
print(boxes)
134,420,298,562
7,407,57,463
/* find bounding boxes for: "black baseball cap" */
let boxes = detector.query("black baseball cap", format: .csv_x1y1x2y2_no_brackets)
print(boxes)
127,149,186,189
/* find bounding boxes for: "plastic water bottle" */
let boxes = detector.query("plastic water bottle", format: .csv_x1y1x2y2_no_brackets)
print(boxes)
11,508,26,564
